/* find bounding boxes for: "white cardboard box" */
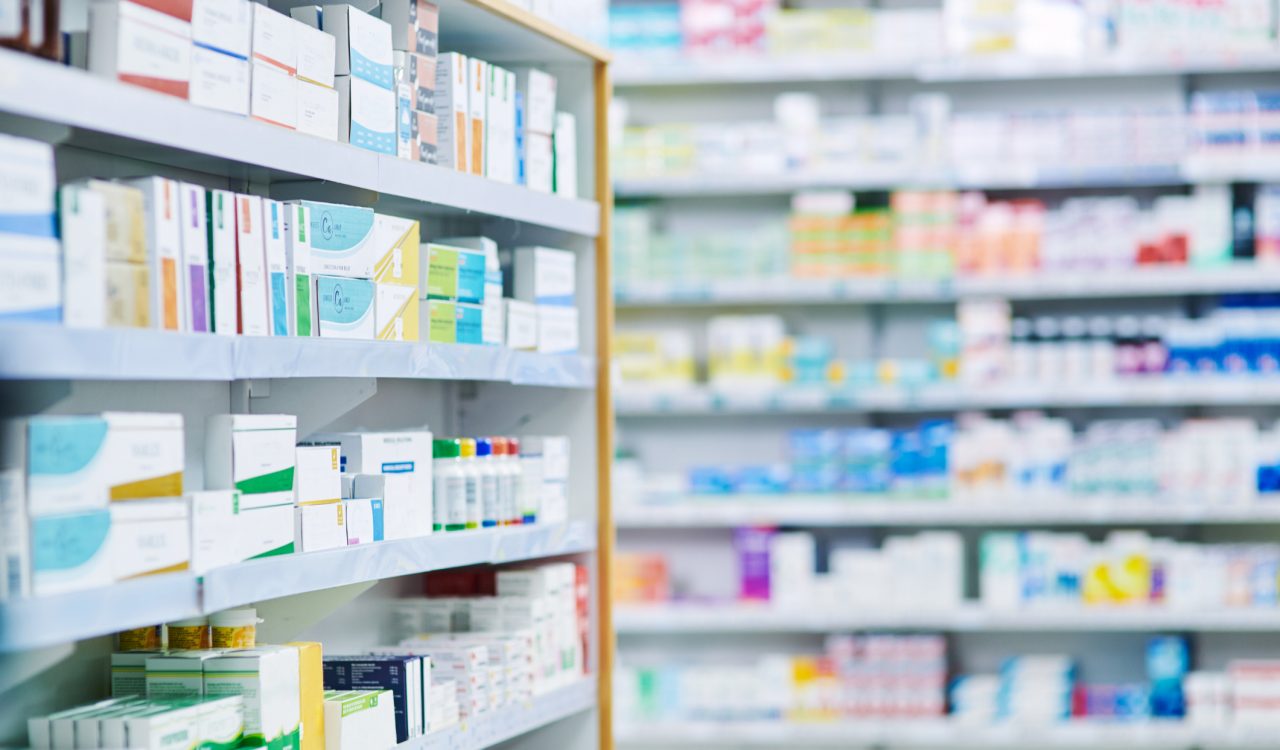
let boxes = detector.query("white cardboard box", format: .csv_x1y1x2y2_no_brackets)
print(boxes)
352,472,430,540
295,501,347,552
187,490,240,575
536,305,578,353
466,57,487,176
344,497,384,545
315,274,376,339
207,189,239,336
323,690,397,750
484,64,514,183
251,58,298,129
435,52,468,172
192,0,251,58
504,299,537,350
190,46,250,116
235,193,270,335
375,282,418,342
89,0,193,99
283,202,315,336
294,19,336,87
513,246,575,307
109,498,190,581
295,444,342,505
205,413,298,510
552,111,577,198
297,79,340,141
127,177,184,332
524,132,552,193
317,4,393,88
59,184,107,329
514,68,556,136
250,2,296,73
177,182,211,333
336,74,397,155
263,199,289,337
236,503,296,560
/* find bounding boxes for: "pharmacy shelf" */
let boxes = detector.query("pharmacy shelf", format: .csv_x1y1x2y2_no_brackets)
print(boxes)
614,265,1277,308
615,498,1280,529
0,49,599,237
614,379,1280,417
612,50,1280,87
0,324,595,387
202,520,595,612
613,604,1280,634
435,0,610,63
615,720,1280,749
409,678,597,750
0,521,593,653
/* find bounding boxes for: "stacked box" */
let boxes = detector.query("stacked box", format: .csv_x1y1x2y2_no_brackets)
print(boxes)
323,690,396,749
60,183,107,329
436,236,503,345
235,194,270,335
127,177,184,332
294,20,339,140
187,489,241,575
82,179,149,328
294,444,345,552
89,0,193,99
0,135,59,324
190,0,251,115
384,0,439,163
250,3,298,129
372,215,421,342
514,246,578,353
324,655,426,742
317,430,433,538
514,68,557,192
205,646,301,749
485,65,516,183
419,242,486,344
553,111,578,198
207,189,239,335
297,5,396,154
436,52,469,171
205,414,298,561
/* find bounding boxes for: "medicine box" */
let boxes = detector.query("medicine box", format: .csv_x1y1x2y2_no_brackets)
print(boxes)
524,132,553,193
111,652,156,697
397,82,414,159
323,690,396,750
319,4,393,89
146,651,221,699
238,503,296,560
484,64,514,184
412,108,438,164
109,498,191,581
30,508,112,595
553,112,577,198
514,246,575,306
205,646,301,748
205,413,298,510
251,58,298,129
467,57,487,176
406,51,435,113
24,415,109,515
483,288,503,345
59,184,107,329
207,189,238,335
294,19,336,88
291,201,375,278
0,235,60,324
372,214,420,287
296,444,342,505
426,299,456,343
0,135,58,324
106,260,151,328
197,697,249,750
380,0,438,54
376,282,419,341
337,74,397,154
435,52,468,171
514,68,556,136
298,78,340,140
0,468,29,599
457,248,486,304
324,655,422,741
314,431,433,478
536,305,579,354
284,202,315,336
191,44,251,116
128,177,184,332
295,501,347,552
102,701,209,750
28,698,134,749
107,412,185,504
457,302,483,345
63,700,155,750
193,0,251,59
89,0,193,99
236,194,270,335
423,243,459,299
352,472,430,540
315,275,376,339
263,199,290,336
84,179,146,264
187,490,240,575
250,2,296,73
289,641,326,750
505,299,537,350
177,182,211,333
344,497,385,544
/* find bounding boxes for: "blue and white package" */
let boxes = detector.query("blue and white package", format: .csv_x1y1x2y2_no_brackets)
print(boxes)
0,134,60,323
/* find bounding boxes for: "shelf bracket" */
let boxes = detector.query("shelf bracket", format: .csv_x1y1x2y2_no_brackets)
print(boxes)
235,377,378,438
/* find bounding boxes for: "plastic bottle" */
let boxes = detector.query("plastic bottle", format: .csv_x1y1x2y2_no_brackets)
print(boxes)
475,438,499,528
433,439,466,532
458,438,481,530
520,437,544,525
498,437,524,525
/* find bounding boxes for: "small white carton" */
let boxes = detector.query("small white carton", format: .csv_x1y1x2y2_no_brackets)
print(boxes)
59,183,107,329
205,413,298,510
109,498,190,581
235,193,270,335
207,189,239,335
127,176,185,332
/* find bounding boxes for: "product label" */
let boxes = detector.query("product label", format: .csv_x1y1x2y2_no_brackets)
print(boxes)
436,473,465,530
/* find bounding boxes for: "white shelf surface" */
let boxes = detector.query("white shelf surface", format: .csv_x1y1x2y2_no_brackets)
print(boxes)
615,379,1280,416
613,50,1280,87
615,720,1279,748
409,678,596,750
0,49,599,237
0,521,593,652
615,498,1280,529
0,324,595,387
614,603,1280,634
615,265,1280,308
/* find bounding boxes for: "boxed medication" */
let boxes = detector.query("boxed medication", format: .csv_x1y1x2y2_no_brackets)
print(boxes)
484,65,515,183
187,490,240,575
397,82,414,159
294,19,336,88
105,411,184,502
372,214,420,287
324,655,424,741
207,189,239,335
251,58,298,129
205,646,301,748
193,0,251,59
0,135,58,323
106,260,151,328
0,468,28,599
289,641,326,750
315,430,432,480
89,0,193,99
505,299,537,350
376,282,419,341
426,299,456,343
97,702,197,750
352,472,430,540
128,176,184,332
404,50,436,113
457,302,483,345
514,246,575,306
238,503,296,560
380,0,439,54
423,243,458,299
295,500,347,552
337,74,397,154
344,497,385,544
250,2,296,73
435,52,468,171
456,248,486,304
323,690,396,750
298,78,340,140
205,414,298,510
263,199,290,336
190,44,250,115
30,507,113,595
177,182,211,333
514,68,556,136
59,183,107,329
85,178,146,264
146,650,222,699
525,131,553,193
290,200,375,278
315,275,376,339
284,202,315,336
111,652,157,697
553,112,577,198
28,698,134,749
296,444,342,505
537,305,579,354
314,4,393,88
0,233,59,324
110,498,191,580
467,57,487,176
412,108,438,164
236,194,270,335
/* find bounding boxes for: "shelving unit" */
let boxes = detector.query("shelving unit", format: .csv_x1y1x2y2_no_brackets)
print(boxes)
0,3,614,750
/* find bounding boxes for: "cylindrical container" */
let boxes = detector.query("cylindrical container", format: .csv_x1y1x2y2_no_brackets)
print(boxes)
433,439,466,532
458,438,481,530
166,616,212,650
519,437,543,524
475,438,499,528
117,625,162,651
210,608,260,649
495,437,521,526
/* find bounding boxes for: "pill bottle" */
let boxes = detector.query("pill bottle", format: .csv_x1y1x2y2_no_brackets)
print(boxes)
475,438,499,528
458,438,481,530
434,438,466,532
166,616,211,650
210,608,261,649
117,624,162,651
494,437,521,526
519,437,543,524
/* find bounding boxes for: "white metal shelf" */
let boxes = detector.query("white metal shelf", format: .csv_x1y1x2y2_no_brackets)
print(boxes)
408,678,596,750
615,498,1280,529
0,521,594,652
613,50,1280,87
0,324,595,387
614,603,1280,634
615,379,1280,416
615,720,1279,749
614,265,1279,308
0,49,599,237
